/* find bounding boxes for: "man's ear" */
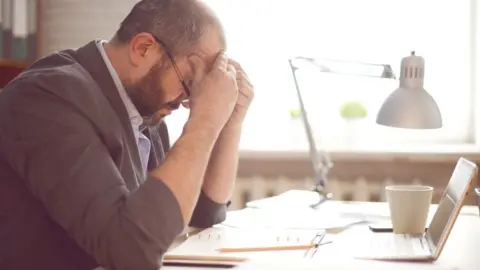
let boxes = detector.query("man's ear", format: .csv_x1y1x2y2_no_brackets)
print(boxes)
129,33,158,67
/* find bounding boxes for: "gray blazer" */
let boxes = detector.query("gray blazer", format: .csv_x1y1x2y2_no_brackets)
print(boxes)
0,40,227,270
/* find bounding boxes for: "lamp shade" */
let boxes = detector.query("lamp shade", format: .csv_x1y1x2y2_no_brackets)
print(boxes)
376,52,442,129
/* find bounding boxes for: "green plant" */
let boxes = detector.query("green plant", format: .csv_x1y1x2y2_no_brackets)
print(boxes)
339,101,368,119
289,108,302,119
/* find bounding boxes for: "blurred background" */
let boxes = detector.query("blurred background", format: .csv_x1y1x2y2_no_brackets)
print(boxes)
1,0,479,208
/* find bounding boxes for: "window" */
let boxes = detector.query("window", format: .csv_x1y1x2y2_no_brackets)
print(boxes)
167,0,475,151
40,0,476,151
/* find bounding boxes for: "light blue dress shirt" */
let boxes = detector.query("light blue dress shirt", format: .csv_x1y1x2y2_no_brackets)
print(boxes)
96,40,151,176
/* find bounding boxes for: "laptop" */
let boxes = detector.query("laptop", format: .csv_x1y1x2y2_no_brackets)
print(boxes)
355,157,478,261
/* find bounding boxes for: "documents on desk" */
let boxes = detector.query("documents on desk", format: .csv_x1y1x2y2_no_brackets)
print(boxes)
234,259,452,270
246,190,391,219
245,190,322,209
221,207,365,230
222,191,395,231
164,226,451,270
164,202,362,267
164,227,331,267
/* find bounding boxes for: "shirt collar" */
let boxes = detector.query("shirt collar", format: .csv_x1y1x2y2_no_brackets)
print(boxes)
95,40,143,129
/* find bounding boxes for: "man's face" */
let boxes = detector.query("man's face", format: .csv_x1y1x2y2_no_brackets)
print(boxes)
124,28,224,123
124,59,185,119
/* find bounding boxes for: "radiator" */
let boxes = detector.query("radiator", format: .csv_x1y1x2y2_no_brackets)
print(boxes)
232,156,480,209
230,176,430,210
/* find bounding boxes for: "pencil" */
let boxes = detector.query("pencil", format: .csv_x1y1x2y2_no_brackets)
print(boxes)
164,254,247,263
217,244,315,253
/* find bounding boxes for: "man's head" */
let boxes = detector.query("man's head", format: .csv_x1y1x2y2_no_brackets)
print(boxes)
107,0,225,122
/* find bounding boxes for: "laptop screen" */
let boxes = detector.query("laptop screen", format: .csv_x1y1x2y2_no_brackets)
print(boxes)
426,158,476,255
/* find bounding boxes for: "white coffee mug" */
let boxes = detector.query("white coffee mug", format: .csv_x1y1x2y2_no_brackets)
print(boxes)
386,185,433,234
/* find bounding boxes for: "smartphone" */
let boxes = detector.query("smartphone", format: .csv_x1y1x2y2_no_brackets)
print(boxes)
368,223,393,233
369,223,428,233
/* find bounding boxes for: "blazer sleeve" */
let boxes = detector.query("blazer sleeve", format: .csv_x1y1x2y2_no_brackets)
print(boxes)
158,121,229,228
0,88,184,270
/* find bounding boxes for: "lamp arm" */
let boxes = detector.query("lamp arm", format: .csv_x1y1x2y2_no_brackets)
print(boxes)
288,59,332,191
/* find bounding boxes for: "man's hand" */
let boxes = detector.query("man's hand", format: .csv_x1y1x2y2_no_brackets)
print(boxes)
182,58,254,126
151,52,240,227
187,52,239,136
227,59,254,124
201,59,253,205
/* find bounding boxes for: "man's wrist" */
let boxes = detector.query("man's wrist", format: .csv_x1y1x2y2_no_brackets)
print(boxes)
183,118,221,142
226,110,248,128
223,118,243,135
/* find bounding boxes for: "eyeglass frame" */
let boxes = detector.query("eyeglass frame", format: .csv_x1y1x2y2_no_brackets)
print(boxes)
150,34,191,98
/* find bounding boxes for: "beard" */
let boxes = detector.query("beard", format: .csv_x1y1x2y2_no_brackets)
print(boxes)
124,61,182,121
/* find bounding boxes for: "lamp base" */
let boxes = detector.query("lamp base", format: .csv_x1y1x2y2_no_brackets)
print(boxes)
310,185,333,209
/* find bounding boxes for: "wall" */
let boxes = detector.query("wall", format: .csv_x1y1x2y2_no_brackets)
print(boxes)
39,0,137,56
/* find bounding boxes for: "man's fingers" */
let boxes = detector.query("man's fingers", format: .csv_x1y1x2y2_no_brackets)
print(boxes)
228,59,251,81
228,58,241,70
188,54,206,84
212,52,229,71
228,59,247,76
226,64,237,77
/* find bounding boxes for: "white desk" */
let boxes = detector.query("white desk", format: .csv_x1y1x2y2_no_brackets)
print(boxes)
165,201,480,270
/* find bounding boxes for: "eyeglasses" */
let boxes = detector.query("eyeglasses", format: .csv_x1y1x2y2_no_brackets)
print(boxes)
151,35,191,97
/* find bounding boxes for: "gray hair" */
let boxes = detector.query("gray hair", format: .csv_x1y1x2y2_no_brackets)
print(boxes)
114,0,218,56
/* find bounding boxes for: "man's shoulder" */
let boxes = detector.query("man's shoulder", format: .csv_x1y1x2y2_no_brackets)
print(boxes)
9,49,96,92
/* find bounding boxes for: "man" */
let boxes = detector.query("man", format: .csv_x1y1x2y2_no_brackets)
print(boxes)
0,0,253,269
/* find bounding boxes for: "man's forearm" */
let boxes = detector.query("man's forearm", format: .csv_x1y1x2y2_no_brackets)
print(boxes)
202,121,243,204
150,119,220,226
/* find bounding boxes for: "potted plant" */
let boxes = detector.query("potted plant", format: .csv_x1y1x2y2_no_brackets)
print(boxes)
287,107,304,144
338,101,368,144
289,108,302,119
339,100,368,120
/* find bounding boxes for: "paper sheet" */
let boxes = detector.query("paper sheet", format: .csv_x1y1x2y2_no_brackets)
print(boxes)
166,227,449,270
165,227,330,263
235,258,451,270
221,207,367,230
245,190,322,209
245,190,393,222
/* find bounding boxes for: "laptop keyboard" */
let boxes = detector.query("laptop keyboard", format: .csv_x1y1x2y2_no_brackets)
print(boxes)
364,233,431,258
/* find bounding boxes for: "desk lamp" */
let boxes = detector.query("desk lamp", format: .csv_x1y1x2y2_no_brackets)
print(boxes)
376,51,442,129
288,57,396,208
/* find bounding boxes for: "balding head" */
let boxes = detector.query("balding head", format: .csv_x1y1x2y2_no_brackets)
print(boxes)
105,0,227,124
114,0,225,56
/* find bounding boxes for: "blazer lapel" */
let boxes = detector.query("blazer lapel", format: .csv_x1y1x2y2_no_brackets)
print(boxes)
73,40,144,183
